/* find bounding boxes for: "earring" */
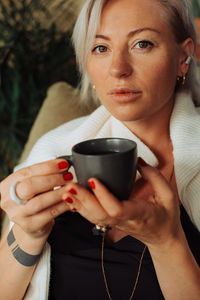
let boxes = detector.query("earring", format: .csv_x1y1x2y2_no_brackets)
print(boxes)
93,85,96,91
185,56,192,65
182,75,186,85
177,75,186,86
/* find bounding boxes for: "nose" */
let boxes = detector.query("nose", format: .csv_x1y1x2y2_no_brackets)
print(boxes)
109,50,133,78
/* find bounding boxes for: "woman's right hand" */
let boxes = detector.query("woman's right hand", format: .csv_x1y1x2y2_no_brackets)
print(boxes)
0,159,73,240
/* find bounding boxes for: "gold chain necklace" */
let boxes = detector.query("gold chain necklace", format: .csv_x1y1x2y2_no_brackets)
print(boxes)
101,236,146,300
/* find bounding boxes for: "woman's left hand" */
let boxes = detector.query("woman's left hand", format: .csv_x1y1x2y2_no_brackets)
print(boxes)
62,159,182,248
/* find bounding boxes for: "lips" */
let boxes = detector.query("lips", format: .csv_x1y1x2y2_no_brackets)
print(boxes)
109,88,141,95
108,88,142,103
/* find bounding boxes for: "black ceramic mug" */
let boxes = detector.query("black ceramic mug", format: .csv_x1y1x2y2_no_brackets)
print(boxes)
60,138,137,200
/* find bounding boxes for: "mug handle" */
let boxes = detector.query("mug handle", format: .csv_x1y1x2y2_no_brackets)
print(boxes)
57,155,73,166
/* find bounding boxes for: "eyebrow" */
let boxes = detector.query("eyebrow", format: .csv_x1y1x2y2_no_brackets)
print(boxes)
95,27,161,40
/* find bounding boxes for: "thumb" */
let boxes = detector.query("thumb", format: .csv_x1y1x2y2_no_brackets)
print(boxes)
137,157,174,202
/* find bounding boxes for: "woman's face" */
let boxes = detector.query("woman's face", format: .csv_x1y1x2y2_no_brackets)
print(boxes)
87,0,185,124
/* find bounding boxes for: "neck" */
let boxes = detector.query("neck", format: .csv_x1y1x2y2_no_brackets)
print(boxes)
123,98,175,164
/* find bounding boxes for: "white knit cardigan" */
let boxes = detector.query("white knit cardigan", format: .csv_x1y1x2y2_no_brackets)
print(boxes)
14,92,200,300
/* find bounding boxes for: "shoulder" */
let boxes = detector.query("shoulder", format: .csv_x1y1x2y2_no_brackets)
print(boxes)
15,105,111,171
15,115,89,170
42,115,89,138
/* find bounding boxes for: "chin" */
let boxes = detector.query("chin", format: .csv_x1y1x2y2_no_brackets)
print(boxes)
105,104,143,122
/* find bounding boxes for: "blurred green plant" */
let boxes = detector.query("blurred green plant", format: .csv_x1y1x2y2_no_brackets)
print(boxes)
193,0,200,17
0,0,79,180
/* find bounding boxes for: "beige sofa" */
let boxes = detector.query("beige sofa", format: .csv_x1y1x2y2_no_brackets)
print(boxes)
1,81,98,234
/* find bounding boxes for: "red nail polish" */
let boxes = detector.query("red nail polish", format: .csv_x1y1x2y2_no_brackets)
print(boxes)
64,196,73,204
63,173,73,181
58,161,68,170
138,157,148,167
88,180,95,190
68,188,77,195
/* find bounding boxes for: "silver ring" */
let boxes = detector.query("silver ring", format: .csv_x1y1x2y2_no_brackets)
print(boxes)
10,182,26,205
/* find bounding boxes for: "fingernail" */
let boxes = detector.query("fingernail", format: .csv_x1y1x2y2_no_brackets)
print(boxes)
63,172,73,181
88,180,95,190
64,196,73,204
58,161,68,170
68,187,77,195
138,157,148,167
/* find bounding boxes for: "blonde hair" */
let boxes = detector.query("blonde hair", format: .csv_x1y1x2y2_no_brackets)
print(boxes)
72,0,200,106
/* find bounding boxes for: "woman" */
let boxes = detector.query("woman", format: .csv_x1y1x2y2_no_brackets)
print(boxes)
0,0,200,299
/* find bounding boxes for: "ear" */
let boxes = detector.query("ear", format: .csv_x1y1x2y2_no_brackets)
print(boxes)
178,38,194,76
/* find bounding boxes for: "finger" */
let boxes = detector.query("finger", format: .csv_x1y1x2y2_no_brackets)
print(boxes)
88,178,151,222
7,184,72,230
137,158,174,201
13,159,70,182
20,201,71,234
87,178,124,219
62,183,111,225
22,183,73,216
15,172,73,200
0,159,70,204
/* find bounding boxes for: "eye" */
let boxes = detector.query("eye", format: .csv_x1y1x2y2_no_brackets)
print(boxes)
135,40,154,49
92,45,108,54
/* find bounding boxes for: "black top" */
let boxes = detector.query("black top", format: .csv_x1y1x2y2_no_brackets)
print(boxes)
48,206,200,300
